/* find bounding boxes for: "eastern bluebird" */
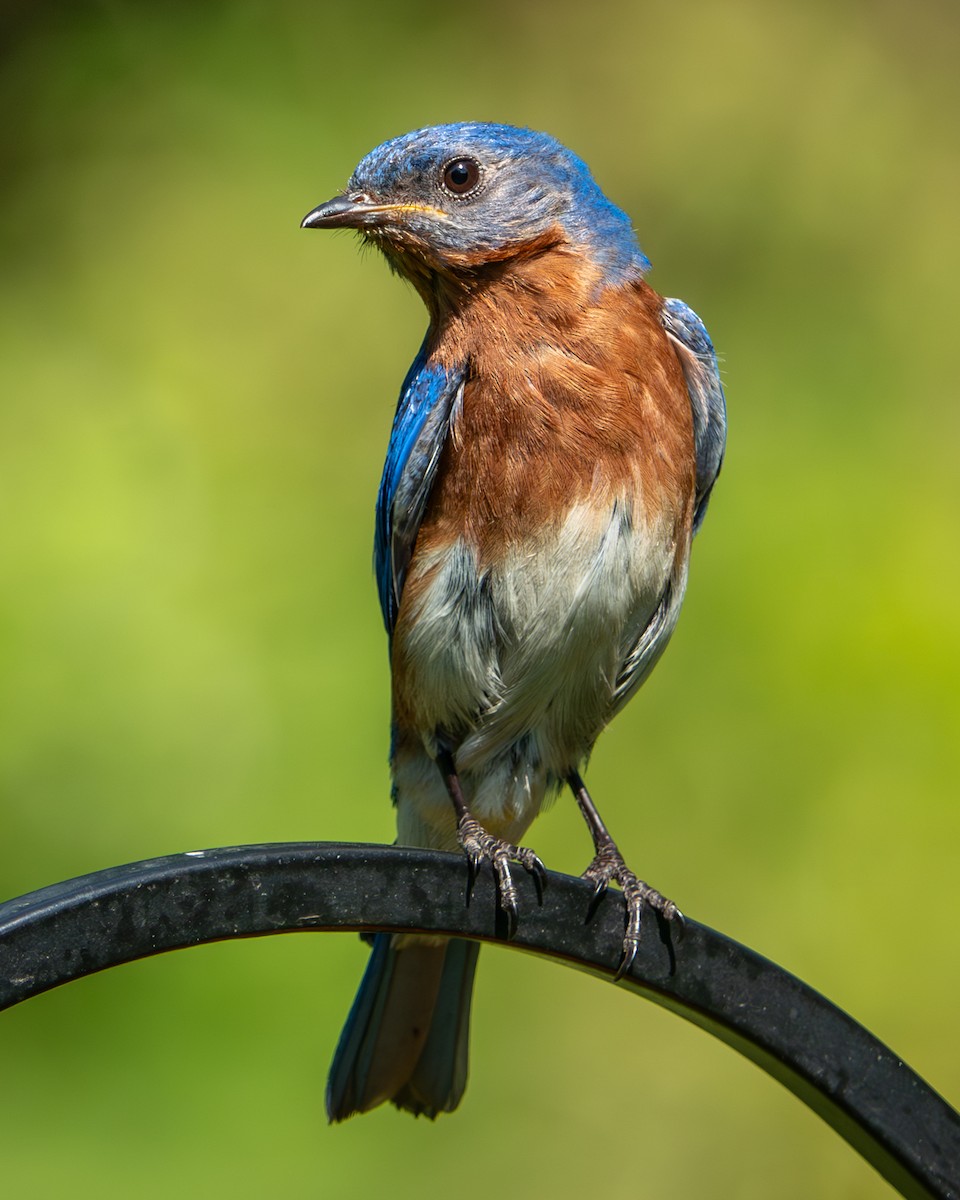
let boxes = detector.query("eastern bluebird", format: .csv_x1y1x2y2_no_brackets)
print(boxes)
302,123,726,1121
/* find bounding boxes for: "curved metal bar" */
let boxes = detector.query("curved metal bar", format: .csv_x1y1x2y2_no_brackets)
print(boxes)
1,842,957,1198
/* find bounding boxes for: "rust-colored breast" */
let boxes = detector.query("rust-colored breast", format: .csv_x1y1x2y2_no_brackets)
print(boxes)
416,250,697,567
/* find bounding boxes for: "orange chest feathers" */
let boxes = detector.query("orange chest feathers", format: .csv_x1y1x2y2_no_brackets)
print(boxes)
419,273,697,565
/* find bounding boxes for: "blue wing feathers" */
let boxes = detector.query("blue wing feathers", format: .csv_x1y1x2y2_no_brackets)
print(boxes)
660,297,727,533
375,347,466,632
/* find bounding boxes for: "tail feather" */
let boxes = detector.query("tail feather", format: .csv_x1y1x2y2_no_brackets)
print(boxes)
326,934,480,1122
391,938,480,1117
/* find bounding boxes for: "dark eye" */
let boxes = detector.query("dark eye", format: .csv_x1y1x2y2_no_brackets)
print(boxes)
442,157,481,196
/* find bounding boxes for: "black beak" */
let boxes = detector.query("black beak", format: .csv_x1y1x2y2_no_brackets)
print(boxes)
301,194,377,230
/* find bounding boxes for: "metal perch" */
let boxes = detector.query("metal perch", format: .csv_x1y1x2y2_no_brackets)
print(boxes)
1,842,957,1199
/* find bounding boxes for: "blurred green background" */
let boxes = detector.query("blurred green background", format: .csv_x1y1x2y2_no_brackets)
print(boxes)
1,1,958,1195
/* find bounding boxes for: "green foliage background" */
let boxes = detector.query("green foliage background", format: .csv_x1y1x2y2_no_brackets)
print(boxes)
1,2,958,1195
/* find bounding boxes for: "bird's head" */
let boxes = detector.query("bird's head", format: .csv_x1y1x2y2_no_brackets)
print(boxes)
301,123,649,294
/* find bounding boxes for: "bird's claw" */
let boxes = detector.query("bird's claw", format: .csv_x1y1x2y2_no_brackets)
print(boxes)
582,842,681,979
465,848,481,904
586,876,608,921
457,814,546,937
525,850,548,904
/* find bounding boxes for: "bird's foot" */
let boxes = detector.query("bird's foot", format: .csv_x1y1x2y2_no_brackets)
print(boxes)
456,814,546,938
582,839,683,980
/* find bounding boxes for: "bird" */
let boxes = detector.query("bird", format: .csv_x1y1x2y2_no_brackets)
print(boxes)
301,122,726,1122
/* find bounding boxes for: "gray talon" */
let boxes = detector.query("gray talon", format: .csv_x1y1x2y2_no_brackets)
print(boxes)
582,840,679,975
456,814,543,933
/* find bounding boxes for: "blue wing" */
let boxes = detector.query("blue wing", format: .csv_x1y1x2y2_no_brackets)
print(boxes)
661,297,727,533
375,343,466,633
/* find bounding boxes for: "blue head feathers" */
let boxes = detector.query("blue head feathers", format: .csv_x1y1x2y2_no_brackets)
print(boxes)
302,123,650,281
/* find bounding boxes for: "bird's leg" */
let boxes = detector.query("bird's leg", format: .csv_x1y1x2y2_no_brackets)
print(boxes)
568,769,682,979
435,747,546,937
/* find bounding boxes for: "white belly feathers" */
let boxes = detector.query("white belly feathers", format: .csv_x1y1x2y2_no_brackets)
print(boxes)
391,496,684,845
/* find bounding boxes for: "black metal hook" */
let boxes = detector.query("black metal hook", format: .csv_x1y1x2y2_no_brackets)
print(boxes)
1,842,958,1199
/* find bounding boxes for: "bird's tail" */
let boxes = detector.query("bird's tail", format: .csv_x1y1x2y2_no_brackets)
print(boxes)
326,933,480,1121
